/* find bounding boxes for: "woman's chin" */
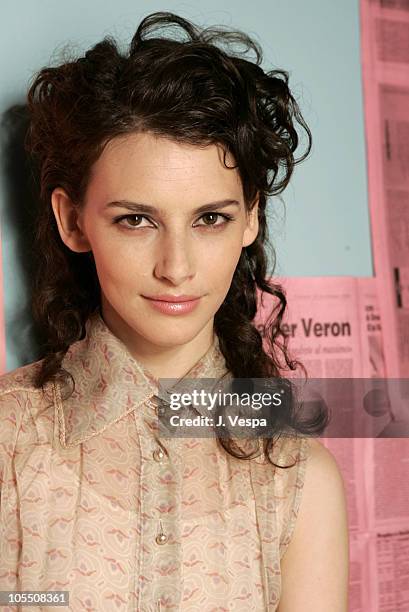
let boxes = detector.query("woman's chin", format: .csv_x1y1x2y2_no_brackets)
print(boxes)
139,325,204,348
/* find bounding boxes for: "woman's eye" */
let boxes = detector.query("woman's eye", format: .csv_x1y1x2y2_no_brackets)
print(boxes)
115,214,152,229
195,213,233,227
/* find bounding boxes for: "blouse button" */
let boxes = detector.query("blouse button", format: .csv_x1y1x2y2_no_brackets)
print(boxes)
156,403,166,416
153,448,165,462
155,532,168,545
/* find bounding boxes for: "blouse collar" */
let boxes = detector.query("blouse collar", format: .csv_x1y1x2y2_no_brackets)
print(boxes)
55,309,230,447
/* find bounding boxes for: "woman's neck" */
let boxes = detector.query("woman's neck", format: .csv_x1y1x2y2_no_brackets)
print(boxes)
99,303,216,381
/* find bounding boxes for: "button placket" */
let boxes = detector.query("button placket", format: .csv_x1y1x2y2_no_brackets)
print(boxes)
136,405,182,609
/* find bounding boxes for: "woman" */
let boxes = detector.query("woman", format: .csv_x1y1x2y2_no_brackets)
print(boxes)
0,11,349,611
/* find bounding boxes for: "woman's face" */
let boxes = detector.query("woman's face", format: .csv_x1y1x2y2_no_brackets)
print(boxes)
51,131,259,353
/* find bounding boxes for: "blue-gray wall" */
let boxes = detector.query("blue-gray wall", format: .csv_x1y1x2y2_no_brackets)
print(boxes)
0,0,370,370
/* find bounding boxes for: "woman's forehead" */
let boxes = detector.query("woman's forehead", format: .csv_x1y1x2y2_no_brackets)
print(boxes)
86,132,243,204
99,132,235,169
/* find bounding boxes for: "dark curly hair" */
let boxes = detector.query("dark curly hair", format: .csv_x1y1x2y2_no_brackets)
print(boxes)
24,11,328,467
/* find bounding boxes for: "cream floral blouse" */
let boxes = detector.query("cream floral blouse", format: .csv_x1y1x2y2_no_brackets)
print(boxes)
0,310,310,611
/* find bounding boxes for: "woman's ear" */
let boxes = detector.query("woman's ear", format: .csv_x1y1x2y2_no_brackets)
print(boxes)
242,195,259,248
51,187,91,253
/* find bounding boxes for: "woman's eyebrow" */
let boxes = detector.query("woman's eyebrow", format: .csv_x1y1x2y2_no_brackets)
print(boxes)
104,199,240,215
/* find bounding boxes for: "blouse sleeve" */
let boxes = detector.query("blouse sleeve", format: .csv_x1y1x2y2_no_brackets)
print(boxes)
0,390,21,510
275,435,311,560
0,388,27,595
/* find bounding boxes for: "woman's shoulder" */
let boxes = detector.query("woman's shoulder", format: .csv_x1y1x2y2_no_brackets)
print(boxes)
283,436,346,517
303,437,346,496
0,358,50,431
0,358,46,395
273,435,342,475
273,436,346,559
0,359,59,478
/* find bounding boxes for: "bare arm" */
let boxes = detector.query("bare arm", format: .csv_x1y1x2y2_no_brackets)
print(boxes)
277,438,350,611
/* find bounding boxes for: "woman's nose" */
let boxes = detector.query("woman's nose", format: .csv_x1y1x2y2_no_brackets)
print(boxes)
153,239,196,285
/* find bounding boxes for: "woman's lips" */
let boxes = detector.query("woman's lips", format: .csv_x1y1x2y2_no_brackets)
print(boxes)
142,296,201,315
